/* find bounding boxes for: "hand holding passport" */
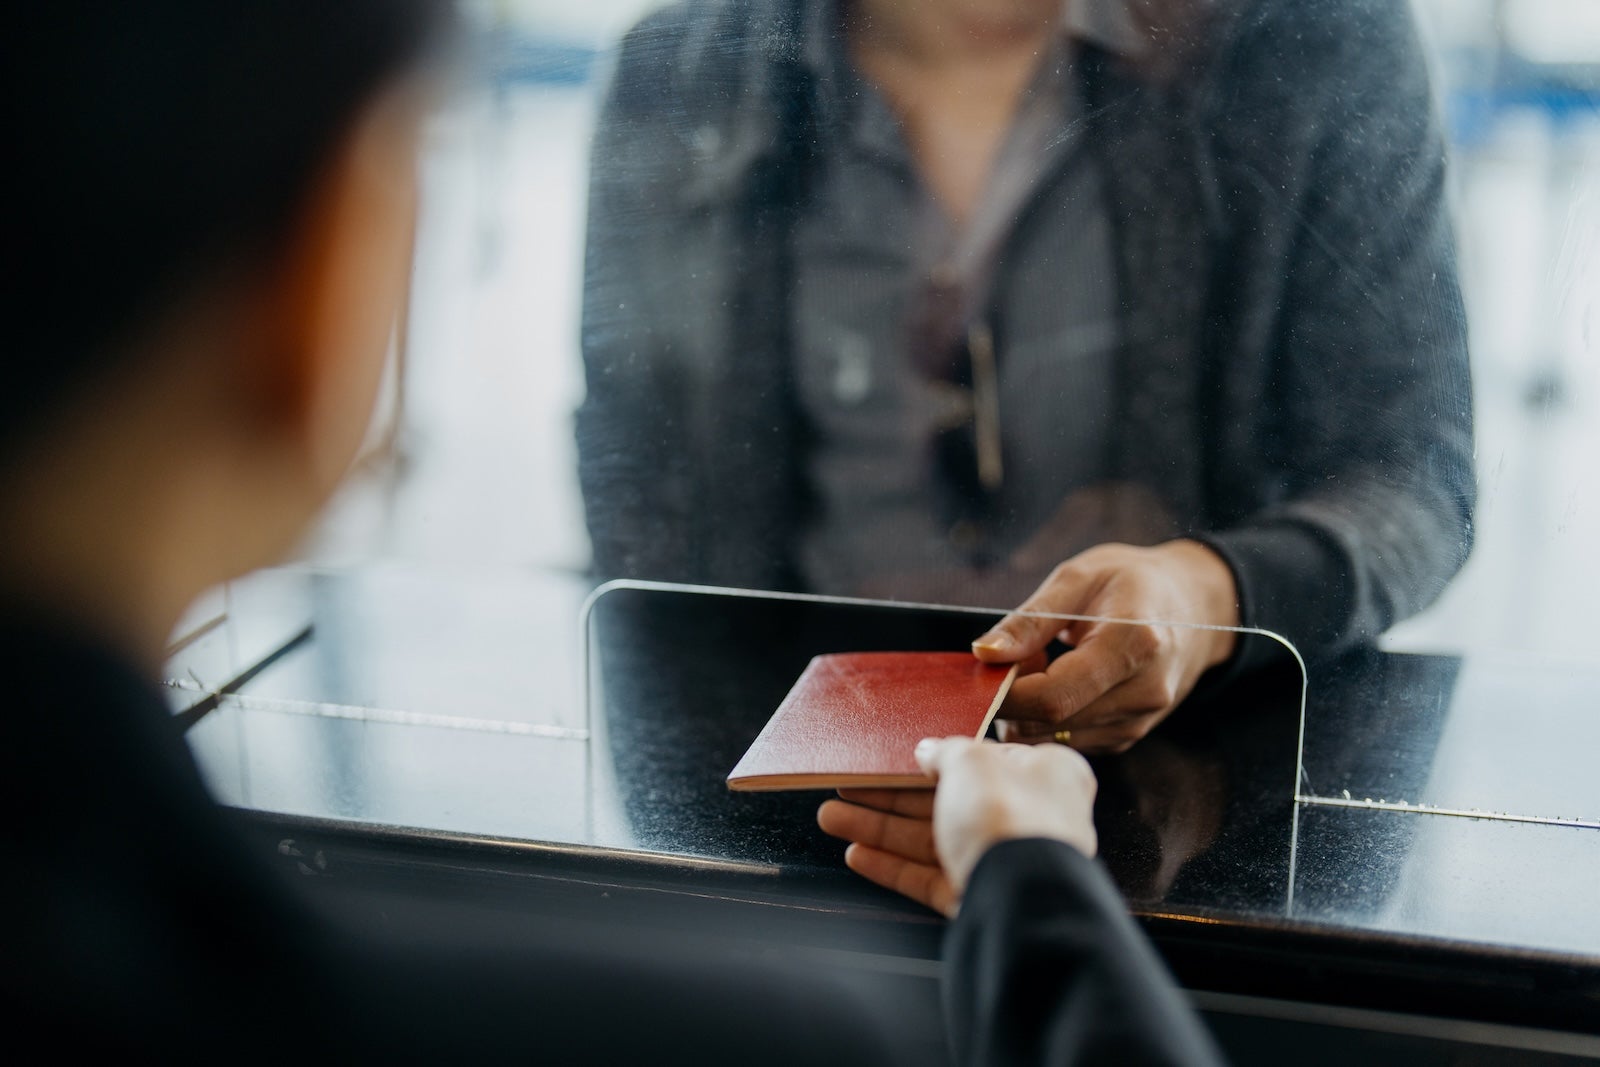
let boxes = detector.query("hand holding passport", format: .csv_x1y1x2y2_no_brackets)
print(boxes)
728,650,1099,918
817,737,1099,916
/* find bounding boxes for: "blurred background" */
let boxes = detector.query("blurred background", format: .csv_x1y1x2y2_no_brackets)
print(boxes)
289,0,1600,661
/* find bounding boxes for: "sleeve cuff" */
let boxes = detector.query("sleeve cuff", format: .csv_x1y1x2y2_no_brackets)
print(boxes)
1189,521,1354,674
963,837,1114,911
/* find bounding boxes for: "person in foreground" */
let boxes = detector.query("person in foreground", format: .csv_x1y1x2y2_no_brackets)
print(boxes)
2,3,1218,1062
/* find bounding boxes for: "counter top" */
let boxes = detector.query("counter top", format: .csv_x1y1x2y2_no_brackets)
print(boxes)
179,566,1600,1032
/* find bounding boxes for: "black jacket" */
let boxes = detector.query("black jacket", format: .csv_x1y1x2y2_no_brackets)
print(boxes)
3,616,1223,1064
576,0,1475,670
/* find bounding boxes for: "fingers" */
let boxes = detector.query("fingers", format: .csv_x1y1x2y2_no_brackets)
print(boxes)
995,718,1062,744
971,561,1103,663
817,798,938,866
834,788,935,818
1062,667,1184,749
912,735,983,777
999,625,1152,723
1056,725,1143,755
917,739,1102,878
844,843,958,918
1001,665,1188,753
831,741,1099,910
1006,708,1148,754
820,791,954,916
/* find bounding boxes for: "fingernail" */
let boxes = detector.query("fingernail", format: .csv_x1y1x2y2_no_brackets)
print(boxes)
972,631,1014,653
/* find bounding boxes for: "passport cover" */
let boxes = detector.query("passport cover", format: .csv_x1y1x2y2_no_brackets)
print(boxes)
726,652,1019,791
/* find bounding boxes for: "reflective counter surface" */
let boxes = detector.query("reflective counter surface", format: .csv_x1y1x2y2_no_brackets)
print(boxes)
176,565,1600,1034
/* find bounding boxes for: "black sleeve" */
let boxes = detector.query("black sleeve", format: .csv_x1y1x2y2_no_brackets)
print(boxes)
1198,0,1475,669
944,838,1226,1067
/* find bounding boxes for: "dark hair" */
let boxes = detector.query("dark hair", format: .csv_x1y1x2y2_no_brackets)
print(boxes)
1,2,450,451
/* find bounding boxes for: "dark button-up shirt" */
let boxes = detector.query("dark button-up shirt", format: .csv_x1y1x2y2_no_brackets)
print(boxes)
792,0,1145,598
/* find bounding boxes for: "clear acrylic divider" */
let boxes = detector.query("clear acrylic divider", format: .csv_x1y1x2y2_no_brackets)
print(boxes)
582,580,1305,883
1290,647,1600,944
1294,649,1600,833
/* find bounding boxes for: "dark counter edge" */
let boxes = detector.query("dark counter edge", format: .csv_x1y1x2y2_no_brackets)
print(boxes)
231,808,1600,1035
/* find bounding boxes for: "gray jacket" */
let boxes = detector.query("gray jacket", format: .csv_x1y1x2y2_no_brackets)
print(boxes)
576,0,1475,667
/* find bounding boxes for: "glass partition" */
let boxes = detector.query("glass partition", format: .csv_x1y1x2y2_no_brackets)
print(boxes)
172,0,1600,953
584,582,1301,871
1290,0,1600,833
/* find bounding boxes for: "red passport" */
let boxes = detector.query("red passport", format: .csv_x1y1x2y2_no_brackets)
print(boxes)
726,652,1019,791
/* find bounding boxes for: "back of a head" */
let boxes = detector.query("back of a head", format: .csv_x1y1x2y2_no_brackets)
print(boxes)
1,1,449,459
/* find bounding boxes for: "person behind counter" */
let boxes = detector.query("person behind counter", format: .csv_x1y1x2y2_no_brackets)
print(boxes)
2,3,1221,1063
576,0,1476,753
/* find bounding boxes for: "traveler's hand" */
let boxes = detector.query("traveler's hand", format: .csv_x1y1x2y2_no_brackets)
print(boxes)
817,737,1098,917
973,540,1239,754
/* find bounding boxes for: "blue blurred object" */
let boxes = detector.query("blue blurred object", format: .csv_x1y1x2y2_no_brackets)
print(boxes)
471,26,599,88
1450,84,1600,146
495,36,598,86
1441,43,1600,148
